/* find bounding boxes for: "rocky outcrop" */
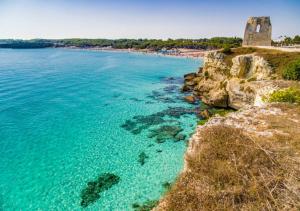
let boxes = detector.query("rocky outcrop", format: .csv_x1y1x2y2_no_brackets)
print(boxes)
230,54,273,80
183,51,278,109
183,95,196,104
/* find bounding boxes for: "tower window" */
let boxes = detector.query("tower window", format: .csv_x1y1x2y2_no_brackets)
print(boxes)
256,24,261,32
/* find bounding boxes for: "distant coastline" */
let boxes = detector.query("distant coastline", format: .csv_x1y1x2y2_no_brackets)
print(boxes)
62,46,210,58
0,37,242,59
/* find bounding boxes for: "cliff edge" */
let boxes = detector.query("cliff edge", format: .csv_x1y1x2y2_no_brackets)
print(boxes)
154,48,300,210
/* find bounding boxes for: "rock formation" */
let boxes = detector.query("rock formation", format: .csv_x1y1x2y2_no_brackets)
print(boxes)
243,16,272,46
182,51,290,109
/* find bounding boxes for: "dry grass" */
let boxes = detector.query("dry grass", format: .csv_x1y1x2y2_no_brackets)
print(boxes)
261,103,300,152
159,122,300,210
222,47,300,78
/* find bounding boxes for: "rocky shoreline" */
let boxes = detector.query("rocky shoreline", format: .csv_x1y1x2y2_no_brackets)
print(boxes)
153,48,300,210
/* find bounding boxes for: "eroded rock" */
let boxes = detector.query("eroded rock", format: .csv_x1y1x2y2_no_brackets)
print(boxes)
184,95,196,104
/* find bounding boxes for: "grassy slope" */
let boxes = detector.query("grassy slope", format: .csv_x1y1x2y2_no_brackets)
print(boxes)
159,104,300,210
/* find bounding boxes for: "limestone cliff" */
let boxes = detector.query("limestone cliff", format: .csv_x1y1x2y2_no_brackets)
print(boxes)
184,51,291,109
154,50,300,210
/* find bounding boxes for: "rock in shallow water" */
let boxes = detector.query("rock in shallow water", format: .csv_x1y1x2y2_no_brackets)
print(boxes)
138,152,149,165
121,107,197,135
148,125,183,143
80,173,120,208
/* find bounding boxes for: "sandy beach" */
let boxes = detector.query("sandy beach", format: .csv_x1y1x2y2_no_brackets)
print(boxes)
63,46,209,58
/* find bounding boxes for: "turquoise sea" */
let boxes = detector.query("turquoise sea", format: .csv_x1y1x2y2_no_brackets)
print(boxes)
0,48,201,210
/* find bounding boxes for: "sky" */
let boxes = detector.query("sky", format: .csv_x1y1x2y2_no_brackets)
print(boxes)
0,0,299,39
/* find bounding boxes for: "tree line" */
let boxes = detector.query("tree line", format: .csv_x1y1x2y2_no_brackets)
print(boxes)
273,35,300,46
0,37,242,50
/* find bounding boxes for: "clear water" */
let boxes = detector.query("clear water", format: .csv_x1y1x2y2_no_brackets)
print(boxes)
0,48,201,210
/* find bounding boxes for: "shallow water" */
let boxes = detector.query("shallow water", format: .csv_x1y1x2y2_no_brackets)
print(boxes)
0,48,201,210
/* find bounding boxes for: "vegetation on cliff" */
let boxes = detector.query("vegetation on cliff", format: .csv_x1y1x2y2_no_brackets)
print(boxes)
158,104,300,210
282,59,300,80
266,87,300,104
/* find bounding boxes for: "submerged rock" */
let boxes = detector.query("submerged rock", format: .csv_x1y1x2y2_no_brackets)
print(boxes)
138,152,149,165
132,200,159,211
162,76,183,84
146,90,178,103
121,107,197,135
80,173,120,208
163,85,179,93
148,125,183,143
174,133,186,142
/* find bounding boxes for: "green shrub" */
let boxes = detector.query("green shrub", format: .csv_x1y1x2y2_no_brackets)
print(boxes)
197,119,208,125
267,87,300,104
204,71,209,79
221,46,232,54
211,108,234,117
282,59,300,80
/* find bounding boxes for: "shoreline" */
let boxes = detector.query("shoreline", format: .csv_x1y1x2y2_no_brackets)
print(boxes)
60,46,210,59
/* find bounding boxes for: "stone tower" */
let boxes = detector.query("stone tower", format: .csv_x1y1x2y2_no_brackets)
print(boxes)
243,16,272,46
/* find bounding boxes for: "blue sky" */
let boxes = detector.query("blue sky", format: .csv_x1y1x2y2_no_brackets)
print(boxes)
0,0,299,39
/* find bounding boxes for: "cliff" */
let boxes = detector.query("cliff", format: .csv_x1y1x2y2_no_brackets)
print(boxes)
155,48,300,210
183,49,298,109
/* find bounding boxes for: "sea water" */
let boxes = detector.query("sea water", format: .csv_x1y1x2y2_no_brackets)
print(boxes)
0,48,201,210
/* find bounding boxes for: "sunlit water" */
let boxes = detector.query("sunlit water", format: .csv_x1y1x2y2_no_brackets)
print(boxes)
0,48,202,210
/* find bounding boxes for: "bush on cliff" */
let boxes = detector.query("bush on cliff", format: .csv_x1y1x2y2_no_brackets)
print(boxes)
221,46,232,54
267,87,300,104
282,59,300,80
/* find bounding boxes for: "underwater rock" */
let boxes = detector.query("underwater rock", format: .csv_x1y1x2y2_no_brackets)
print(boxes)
146,90,177,103
148,125,183,143
157,107,197,118
156,149,163,153
121,120,137,131
162,76,183,84
121,107,197,135
132,200,159,211
121,115,165,134
129,97,143,102
112,93,121,98
163,85,179,93
145,101,155,104
80,173,120,208
138,152,149,165
162,181,172,191
174,133,186,142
